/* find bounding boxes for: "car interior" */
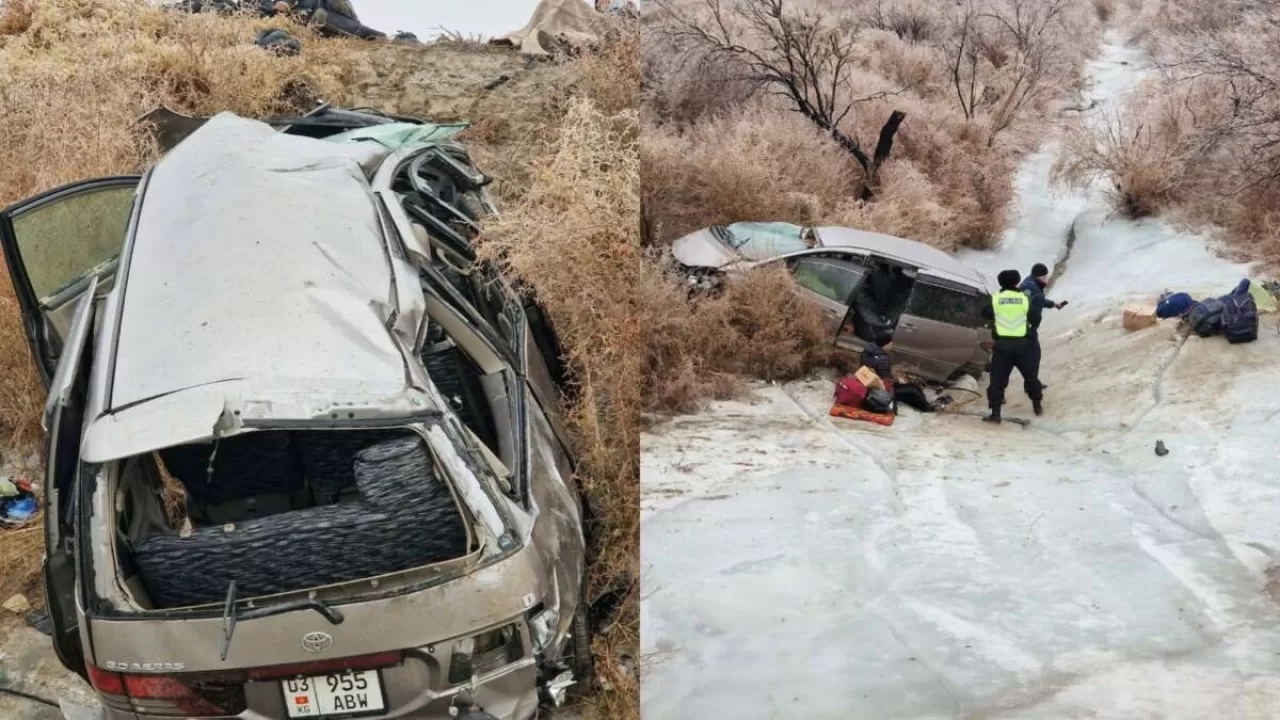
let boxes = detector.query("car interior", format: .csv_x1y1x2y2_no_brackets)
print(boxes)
790,254,919,342
114,430,474,609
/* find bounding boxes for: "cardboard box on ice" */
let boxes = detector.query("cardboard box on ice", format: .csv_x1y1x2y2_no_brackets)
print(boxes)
855,366,884,390
1123,305,1158,331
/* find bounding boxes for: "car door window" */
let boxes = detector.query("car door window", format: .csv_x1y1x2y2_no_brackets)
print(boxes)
791,257,865,305
0,177,139,383
904,279,986,328
12,185,135,302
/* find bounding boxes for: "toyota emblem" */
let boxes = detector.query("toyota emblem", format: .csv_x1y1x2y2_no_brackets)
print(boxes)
301,632,333,654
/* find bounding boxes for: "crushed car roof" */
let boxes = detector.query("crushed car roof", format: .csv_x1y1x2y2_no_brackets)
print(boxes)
109,112,417,410
812,226,990,289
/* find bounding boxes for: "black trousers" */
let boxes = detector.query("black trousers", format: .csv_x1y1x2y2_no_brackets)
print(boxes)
894,383,935,413
1027,328,1042,380
987,338,1043,409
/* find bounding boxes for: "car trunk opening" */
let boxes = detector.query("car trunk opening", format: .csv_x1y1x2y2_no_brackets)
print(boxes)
111,428,474,610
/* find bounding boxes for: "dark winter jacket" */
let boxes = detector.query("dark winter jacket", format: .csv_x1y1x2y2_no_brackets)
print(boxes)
860,343,893,379
1019,276,1056,331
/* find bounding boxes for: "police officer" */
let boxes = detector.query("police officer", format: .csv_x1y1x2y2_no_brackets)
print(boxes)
981,269,1044,422
1019,262,1066,387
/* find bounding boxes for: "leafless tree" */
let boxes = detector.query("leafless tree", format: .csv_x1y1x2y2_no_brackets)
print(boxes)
980,0,1067,53
653,0,909,200
1163,38,1280,194
942,0,1061,145
943,1,984,122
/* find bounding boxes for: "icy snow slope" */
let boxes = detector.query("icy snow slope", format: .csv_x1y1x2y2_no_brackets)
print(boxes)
640,30,1280,720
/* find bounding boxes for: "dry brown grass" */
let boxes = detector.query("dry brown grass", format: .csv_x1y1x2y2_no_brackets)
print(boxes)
638,265,843,413
472,17,641,718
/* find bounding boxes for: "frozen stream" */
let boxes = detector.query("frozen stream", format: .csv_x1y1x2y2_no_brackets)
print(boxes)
639,30,1280,720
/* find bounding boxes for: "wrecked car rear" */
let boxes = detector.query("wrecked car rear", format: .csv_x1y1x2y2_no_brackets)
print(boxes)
2,109,587,720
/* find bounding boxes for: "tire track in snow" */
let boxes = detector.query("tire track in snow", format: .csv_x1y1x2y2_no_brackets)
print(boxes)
776,383,908,516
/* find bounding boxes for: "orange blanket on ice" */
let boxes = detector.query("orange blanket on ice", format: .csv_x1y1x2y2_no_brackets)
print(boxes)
829,402,896,426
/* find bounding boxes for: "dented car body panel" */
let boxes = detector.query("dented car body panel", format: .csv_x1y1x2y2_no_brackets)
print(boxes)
1,109,587,720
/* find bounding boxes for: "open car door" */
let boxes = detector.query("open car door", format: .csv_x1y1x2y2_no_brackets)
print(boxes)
0,176,140,386
42,276,97,680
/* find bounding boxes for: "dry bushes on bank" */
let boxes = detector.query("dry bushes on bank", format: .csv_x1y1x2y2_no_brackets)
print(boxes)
638,266,842,413
642,0,1101,252
474,21,642,719
1056,0,1280,266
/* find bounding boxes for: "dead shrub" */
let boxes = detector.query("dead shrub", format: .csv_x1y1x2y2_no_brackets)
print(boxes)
475,91,640,718
578,14,640,116
1053,83,1221,219
1094,0,1115,21
1054,110,1187,217
642,107,861,245
0,0,36,36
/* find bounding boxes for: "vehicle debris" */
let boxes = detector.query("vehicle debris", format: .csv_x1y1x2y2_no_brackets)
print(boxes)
2,594,31,615
253,27,302,56
493,0,614,57
0,477,37,528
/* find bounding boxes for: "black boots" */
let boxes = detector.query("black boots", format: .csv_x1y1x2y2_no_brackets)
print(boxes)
1033,400,1044,416
983,407,1002,423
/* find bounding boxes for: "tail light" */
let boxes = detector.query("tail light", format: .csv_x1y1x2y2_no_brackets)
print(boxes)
88,664,242,717
86,651,403,717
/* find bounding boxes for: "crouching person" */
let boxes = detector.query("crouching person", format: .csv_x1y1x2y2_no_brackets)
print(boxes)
861,331,938,414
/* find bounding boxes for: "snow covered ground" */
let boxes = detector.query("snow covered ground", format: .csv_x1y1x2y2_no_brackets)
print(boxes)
639,30,1280,720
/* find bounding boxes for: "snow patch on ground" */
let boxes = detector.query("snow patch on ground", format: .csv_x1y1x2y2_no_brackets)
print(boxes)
641,30,1280,720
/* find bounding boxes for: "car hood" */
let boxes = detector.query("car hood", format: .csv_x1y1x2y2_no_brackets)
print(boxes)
671,228,738,269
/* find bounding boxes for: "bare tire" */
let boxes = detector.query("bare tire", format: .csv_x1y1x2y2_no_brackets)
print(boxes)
566,579,596,699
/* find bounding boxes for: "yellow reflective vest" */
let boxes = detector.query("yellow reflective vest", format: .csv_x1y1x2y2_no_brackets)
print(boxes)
992,289,1029,339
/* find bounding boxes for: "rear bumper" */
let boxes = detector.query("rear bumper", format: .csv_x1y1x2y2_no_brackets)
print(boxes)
97,656,539,719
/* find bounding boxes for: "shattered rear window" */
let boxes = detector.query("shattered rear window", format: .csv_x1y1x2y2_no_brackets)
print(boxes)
713,222,813,261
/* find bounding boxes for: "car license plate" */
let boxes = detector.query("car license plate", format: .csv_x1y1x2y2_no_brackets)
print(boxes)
282,670,385,718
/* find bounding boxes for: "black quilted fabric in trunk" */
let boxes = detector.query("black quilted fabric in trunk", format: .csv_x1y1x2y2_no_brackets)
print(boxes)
133,435,468,608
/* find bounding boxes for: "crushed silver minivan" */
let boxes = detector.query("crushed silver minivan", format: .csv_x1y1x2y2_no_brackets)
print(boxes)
672,222,995,382
1,107,589,720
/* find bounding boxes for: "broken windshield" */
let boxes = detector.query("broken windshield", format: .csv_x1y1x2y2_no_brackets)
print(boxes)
711,222,815,261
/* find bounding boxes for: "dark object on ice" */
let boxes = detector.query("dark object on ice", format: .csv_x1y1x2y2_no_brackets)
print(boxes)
176,0,241,12
254,28,302,56
131,435,468,608
1157,291,1194,319
1222,292,1259,344
484,74,512,91
863,387,894,414
25,610,52,636
1188,297,1225,337
1155,440,1169,457
259,0,387,40
589,572,634,635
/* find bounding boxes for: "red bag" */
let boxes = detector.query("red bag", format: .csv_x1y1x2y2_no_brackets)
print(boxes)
834,374,868,407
